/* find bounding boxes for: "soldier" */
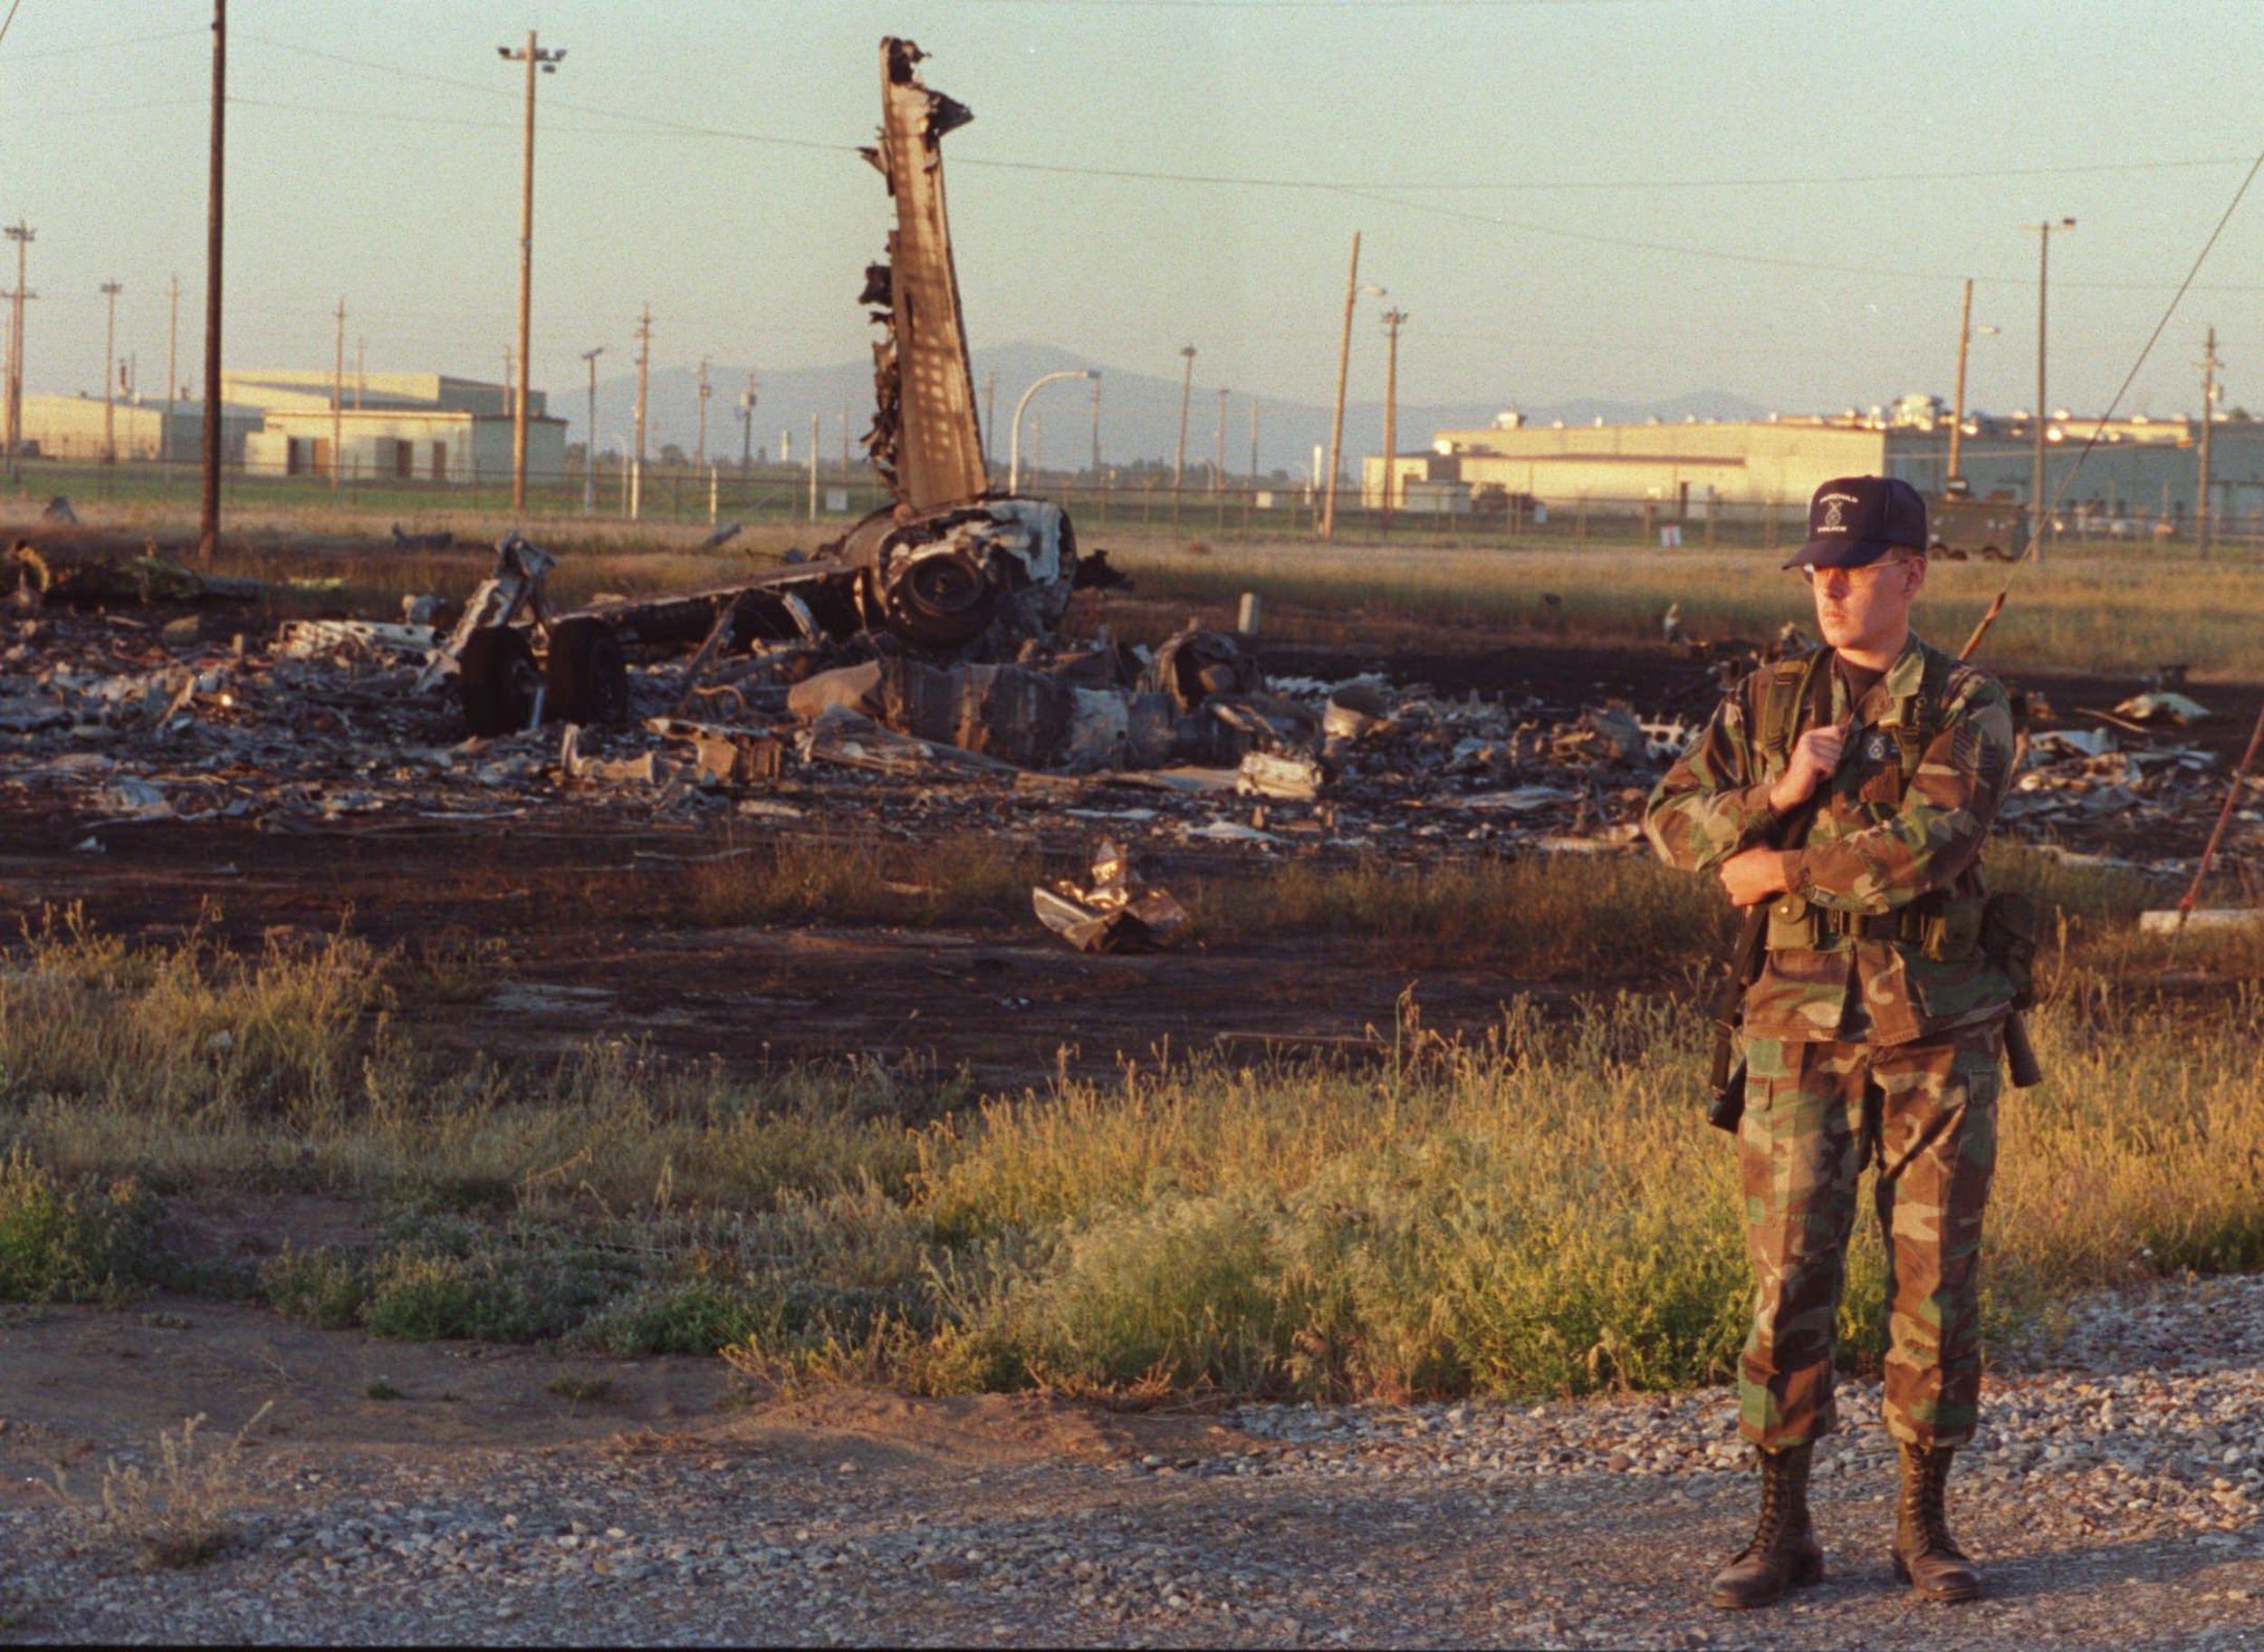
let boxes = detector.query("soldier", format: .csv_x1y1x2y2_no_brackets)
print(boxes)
1644,475,2025,1609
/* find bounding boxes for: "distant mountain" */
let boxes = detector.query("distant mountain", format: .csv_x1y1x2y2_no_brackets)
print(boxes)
566,341,1768,477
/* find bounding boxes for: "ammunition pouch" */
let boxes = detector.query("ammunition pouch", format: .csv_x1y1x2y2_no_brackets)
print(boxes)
1764,892,1985,962
1981,890,2040,1009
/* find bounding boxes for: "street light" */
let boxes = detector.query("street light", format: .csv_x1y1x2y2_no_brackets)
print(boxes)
1010,370,1097,494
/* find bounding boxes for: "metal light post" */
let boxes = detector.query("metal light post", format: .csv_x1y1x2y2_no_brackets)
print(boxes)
2028,217,2075,558
498,33,563,515
580,345,604,514
1010,370,1097,495
99,281,123,465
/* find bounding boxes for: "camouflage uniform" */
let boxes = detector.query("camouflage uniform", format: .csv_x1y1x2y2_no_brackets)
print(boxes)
1645,632,2019,1451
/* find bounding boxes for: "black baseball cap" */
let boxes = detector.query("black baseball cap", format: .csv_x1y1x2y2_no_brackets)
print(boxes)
1782,475,1928,570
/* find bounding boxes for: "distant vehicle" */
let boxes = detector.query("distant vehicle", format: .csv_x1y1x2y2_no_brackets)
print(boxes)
1470,484,1540,519
1929,484,2025,562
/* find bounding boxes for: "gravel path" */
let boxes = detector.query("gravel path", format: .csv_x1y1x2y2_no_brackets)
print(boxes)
4,1274,2260,1647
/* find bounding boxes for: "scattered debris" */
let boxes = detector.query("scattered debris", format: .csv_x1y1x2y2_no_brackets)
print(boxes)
2115,691,2211,726
2138,908,2262,934
1032,840,1191,953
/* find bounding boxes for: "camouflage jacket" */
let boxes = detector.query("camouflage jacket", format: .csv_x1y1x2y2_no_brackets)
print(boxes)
1643,632,2018,1046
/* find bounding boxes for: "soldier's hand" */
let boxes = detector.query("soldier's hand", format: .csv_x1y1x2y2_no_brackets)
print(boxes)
1768,724,1847,814
1719,846,1792,907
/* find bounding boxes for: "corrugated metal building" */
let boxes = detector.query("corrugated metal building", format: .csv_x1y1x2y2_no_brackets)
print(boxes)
1365,410,2264,531
15,394,261,462
230,371,565,483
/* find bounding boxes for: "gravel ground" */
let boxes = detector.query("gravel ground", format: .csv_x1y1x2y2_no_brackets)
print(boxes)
3,1274,2260,1648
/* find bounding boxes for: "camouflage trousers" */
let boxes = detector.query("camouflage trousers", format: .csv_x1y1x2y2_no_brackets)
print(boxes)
1734,1020,2003,1451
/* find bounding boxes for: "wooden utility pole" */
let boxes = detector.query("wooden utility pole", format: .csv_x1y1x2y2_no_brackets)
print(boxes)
631,304,650,474
199,0,225,560
99,282,123,465
1089,373,1100,478
1380,306,1407,529
695,357,709,473
501,30,561,514
739,370,756,473
1320,229,1362,539
1248,399,1259,489
5,223,34,477
2028,217,2074,562
164,274,179,466
1949,277,1972,485
331,295,345,487
1213,387,1227,495
1174,344,1195,491
981,370,995,478
2199,325,2219,556
580,345,604,514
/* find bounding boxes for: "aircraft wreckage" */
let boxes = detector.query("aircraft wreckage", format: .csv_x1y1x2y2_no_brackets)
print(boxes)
424,37,1277,775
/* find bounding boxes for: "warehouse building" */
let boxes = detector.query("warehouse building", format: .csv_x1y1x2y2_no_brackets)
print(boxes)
231,371,565,484
1365,403,2264,533
14,393,261,462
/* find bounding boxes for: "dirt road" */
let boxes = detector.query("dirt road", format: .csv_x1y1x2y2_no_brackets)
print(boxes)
2,1275,2258,1647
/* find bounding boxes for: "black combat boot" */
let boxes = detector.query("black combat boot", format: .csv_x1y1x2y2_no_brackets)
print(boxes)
1891,1441,1981,1602
1708,1443,1824,1609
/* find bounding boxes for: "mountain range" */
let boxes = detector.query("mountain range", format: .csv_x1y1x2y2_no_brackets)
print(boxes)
566,341,1768,477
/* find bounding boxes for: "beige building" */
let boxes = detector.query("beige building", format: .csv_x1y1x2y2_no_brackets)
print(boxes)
14,393,260,462
1366,408,2264,531
231,371,565,484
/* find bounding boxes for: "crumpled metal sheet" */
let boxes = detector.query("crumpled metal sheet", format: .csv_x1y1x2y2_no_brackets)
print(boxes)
1032,840,1192,953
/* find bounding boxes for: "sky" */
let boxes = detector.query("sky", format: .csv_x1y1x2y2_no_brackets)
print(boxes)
5,0,2264,429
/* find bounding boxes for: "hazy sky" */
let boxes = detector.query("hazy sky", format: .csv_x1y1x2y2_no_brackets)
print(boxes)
6,0,2264,421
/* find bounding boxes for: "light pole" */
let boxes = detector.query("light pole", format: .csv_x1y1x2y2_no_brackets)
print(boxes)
580,345,604,514
2028,217,2074,558
1947,277,1998,487
499,32,563,515
1010,370,1097,495
739,371,757,473
1173,345,1196,494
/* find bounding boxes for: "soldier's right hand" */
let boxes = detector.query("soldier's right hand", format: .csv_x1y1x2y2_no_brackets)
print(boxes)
1769,724,1846,813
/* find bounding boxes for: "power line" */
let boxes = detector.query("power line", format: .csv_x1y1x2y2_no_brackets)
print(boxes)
0,22,206,61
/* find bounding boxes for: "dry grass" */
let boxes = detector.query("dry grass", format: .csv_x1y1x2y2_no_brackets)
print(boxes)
1098,532,2264,676
2,912,2259,1400
52,1404,274,1570
683,829,1045,930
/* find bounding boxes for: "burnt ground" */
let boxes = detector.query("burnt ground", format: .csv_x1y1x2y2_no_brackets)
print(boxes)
1,615,2256,1090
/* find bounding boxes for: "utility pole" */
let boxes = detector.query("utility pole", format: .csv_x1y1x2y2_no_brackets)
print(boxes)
1380,306,1407,529
1949,278,1972,485
739,370,756,473
355,336,365,409
631,303,651,502
2199,325,2219,556
839,400,850,477
331,295,345,488
199,0,226,561
1174,344,1195,492
1321,229,1364,540
1248,399,1260,489
500,30,562,515
5,223,34,476
1089,373,1100,477
981,370,996,479
1213,387,1227,495
695,357,710,472
99,281,123,465
580,344,604,514
164,274,179,467
807,410,819,520
2028,217,2074,561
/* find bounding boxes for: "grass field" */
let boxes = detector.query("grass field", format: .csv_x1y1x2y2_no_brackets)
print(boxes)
17,476,2256,677
3,853,2257,1401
